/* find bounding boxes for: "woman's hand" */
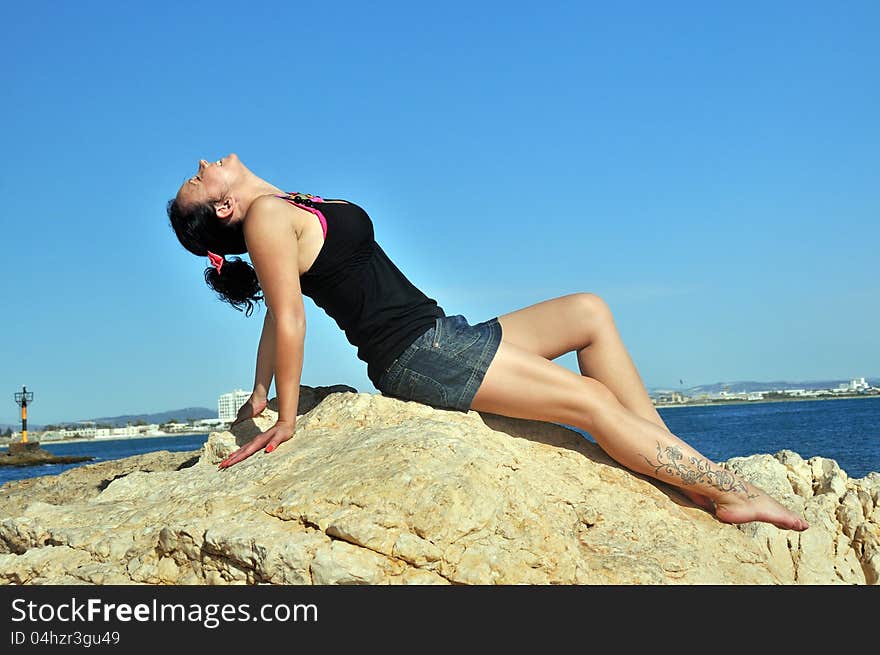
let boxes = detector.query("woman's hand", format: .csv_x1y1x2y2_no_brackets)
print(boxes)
218,419,295,470
229,394,268,429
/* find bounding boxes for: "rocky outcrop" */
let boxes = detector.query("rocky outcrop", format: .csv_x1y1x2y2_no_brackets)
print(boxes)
0,442,92,467
0,450,199,520
1,389,877,585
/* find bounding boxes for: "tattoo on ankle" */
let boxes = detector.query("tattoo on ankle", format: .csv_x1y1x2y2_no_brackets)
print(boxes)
641,444,757,498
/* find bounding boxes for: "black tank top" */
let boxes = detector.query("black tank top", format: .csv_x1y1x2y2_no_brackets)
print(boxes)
276,192,446,387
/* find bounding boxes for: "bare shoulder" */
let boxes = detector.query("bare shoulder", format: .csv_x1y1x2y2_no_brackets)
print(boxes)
246,193,294,221
244,195,296,241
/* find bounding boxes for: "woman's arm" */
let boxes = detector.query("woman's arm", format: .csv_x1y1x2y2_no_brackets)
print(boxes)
219,197,306,469
272,316,305,423
246,197,307,424
253,308,276,400
229,308,281,429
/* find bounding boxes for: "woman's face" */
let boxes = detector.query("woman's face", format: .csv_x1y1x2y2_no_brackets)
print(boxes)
175,153,242,209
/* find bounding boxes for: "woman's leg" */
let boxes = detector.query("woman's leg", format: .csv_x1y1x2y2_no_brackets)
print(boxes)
477,294,808,530
496,293,714,508
497,293,667,428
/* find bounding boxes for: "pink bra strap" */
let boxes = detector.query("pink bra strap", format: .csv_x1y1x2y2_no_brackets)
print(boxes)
275,193,327,239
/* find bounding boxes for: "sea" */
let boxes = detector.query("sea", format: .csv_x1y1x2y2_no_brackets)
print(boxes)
0,434,210,487
1,397,878,488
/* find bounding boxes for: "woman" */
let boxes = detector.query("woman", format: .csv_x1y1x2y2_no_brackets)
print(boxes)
167,153,808,532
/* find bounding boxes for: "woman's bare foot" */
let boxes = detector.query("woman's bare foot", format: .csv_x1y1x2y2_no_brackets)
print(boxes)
713,483,809,531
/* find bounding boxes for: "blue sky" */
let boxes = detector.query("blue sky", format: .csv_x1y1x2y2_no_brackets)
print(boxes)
1,1,877,425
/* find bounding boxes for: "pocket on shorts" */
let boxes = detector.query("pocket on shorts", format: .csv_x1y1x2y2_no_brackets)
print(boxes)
392,367,449,408
437,315,481,358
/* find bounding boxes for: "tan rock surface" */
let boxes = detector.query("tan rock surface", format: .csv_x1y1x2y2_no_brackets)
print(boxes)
1,389,877,584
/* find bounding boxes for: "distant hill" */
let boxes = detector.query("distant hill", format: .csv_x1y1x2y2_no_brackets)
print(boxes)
89,407,218,428
0,407,217,431
649,378,879,395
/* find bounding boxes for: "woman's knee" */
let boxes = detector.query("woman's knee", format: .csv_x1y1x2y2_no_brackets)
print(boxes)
561,375,624,429
574,292,614,325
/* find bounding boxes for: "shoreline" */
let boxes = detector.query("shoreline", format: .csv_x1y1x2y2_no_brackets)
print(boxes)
655,394,879,409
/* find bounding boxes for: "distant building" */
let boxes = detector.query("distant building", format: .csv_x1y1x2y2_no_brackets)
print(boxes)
836,378,870,393
59,421,97,439
162,421,193,434
95,425,139,439
652,391,685,405
218,389,251,422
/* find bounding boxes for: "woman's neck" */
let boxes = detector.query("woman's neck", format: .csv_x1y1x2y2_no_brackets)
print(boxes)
237,177,286,217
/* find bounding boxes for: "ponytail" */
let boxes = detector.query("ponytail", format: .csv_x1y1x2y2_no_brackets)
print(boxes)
166,198,264,317
204,255,263,317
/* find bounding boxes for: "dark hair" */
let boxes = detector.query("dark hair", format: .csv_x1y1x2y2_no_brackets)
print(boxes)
166,198,263,317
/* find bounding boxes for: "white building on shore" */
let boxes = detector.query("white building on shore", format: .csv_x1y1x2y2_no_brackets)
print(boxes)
95,425,139,439
59,421,97,439
838,377,870,392
218,389,251,422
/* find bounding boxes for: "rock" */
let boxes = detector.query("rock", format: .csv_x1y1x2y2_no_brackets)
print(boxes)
0,449,199,520
0,442,93,467
811,457,849,499
279,384,357,414
0,389,877,585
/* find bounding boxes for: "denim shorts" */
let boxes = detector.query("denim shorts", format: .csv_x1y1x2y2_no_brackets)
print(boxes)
376,314,503,412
